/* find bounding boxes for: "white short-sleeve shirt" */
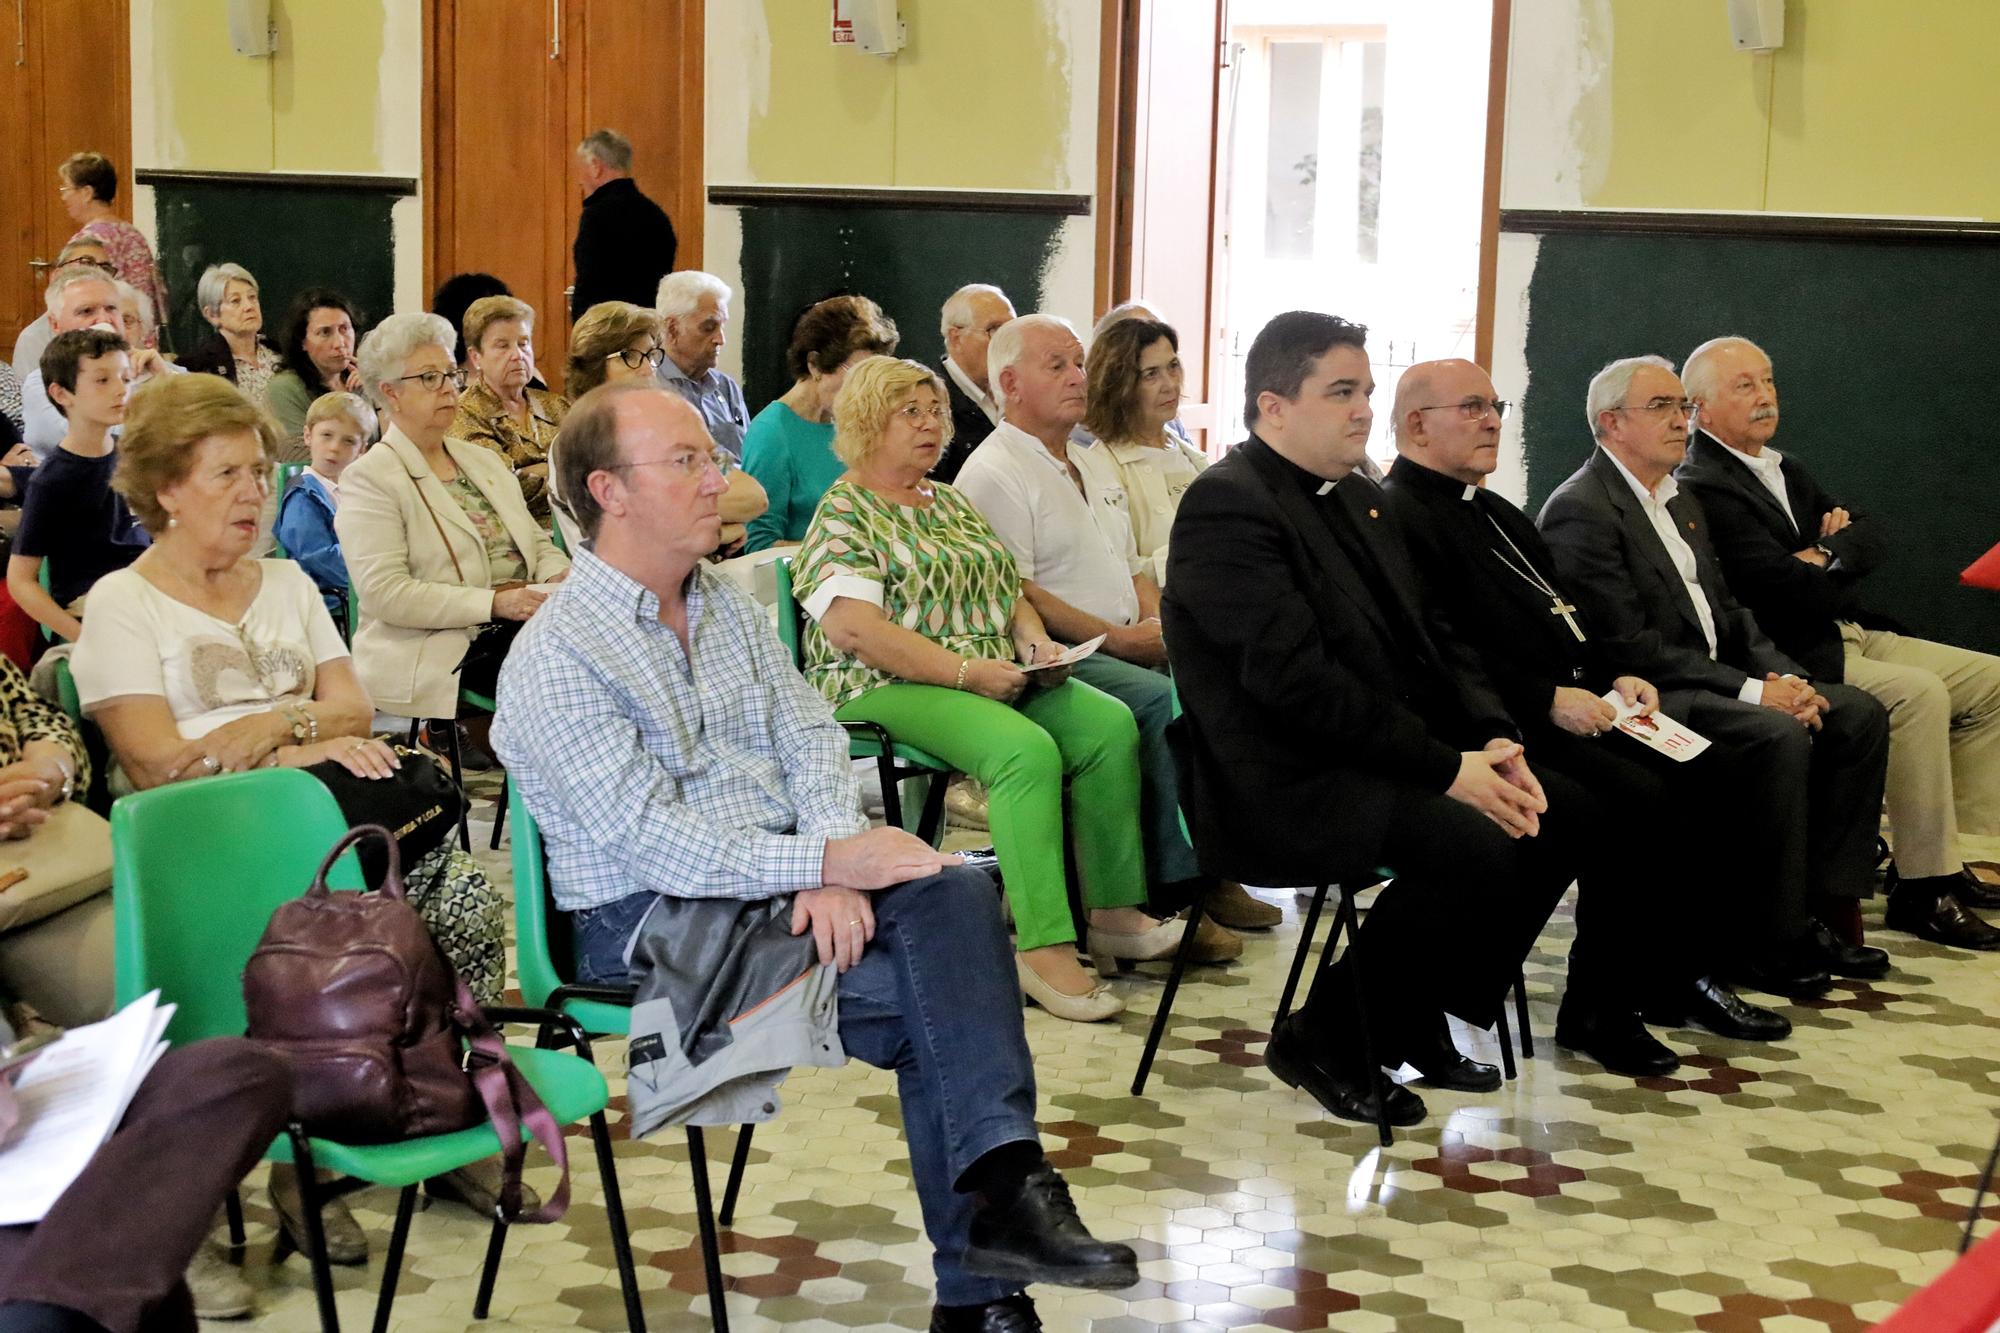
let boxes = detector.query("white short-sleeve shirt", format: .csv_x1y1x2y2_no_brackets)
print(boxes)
74,558,352,739
953,421,1143,627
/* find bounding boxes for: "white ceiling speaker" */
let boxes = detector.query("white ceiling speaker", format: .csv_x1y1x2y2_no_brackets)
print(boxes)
1727,0,1785,52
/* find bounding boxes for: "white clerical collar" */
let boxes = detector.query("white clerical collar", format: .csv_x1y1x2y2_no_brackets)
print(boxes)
1461,483,1478,501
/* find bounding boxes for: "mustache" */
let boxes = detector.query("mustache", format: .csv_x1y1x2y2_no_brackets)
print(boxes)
1749,406,1778,422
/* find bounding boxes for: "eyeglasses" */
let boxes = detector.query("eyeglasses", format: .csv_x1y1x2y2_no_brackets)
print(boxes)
611,345,668,370
1416,398,1511,421
58,256,116,274
894,403,949,426
1618,397,1696,418
606,450,735,479
395,368,468,393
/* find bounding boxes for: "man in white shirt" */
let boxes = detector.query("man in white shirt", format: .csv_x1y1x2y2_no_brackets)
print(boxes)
22,269,182,458
1538,355,1894,996
1676,335,2000,949
956,314,1268,939
934,284,1014,483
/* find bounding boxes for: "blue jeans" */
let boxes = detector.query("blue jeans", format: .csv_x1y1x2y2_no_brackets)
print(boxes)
572,866,1037,1307
1068,653,1200,888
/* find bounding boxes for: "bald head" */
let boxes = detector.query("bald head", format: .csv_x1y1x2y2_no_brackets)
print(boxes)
1393,359,1504,484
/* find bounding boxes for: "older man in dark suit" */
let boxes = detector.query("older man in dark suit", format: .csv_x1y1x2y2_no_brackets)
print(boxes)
1537,355,1892,996
933,284,1015,483
1675,336,2000,950
1166,313,1594,1128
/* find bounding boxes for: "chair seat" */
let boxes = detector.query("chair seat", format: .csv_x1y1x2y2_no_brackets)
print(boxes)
266,1045,608,1187
460,688,498,713
847,737,950,770
560,998,635,1039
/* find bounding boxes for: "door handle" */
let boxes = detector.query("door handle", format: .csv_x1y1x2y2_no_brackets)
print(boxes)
28,259,53,273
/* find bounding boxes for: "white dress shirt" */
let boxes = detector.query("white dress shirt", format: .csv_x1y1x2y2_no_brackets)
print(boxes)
1602,448,1764,703
1718,440,1796,532
943,356,1000,427
954,420,1143,627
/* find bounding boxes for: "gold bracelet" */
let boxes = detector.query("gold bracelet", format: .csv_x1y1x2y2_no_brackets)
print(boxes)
954,657,972,691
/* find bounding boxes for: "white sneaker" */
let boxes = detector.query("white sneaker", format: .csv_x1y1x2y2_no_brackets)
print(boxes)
187,1241,255,1320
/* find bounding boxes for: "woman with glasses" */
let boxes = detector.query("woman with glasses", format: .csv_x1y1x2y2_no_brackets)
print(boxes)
334,313,567,725
448,295,566,520
1081,317,1210,587
792,356,1173,1023
742,294,900,552
560,301,768,551
56,153,169,344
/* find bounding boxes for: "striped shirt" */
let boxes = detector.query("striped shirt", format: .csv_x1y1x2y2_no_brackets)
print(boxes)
492,546,867,911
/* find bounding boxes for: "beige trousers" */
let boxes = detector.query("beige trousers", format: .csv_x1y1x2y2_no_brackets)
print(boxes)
1841,621,2000,878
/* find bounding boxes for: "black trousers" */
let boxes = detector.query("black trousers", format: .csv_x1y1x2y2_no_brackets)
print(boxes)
0,1039,291,1333
1299,766,1590,1067
1673,682,1890,946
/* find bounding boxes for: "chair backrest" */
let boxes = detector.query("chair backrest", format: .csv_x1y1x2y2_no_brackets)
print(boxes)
275,461,307,495
112,769,363,1046
773,556,802,668
508,779,574,1007
53,657,112,814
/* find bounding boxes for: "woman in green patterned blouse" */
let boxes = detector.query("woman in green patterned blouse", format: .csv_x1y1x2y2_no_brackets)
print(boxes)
793,356,1184,1024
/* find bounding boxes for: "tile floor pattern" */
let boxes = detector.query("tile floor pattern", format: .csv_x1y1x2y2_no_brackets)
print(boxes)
213,786,2000,1331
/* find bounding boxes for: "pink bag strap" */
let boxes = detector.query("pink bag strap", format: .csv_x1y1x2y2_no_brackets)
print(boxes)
452,977,570,1224
308,824,405,901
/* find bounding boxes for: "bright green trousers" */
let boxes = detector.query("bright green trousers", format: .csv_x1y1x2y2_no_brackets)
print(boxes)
836,679,1148,951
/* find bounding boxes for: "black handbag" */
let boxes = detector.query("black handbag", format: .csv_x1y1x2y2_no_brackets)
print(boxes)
454,619,523,700
306,745,466,887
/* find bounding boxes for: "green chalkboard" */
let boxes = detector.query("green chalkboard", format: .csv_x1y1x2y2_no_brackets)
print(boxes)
734,204,1066,412
1518,228,2000,655
151,181,397,358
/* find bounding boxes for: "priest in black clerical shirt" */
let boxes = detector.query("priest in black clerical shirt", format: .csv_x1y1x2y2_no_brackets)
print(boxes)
1165,315,1592,1129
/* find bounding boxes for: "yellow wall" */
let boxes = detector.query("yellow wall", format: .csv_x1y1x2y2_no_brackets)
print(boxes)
1583,0,2000,219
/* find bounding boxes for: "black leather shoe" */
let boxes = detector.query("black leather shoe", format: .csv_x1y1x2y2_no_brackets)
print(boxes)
1406,1030,1503,1092
1645,976,1791,1041
1730,954,1833,999
1555,1001,1680,1076
1264,1018,1426,1127
1953,870,2000,912
931,1294,1042,1332
1886,885,2000,951
962,1164,1138,1290
1806,919,1889,979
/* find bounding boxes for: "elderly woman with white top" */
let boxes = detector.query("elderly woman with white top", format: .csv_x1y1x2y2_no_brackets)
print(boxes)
336,313,568,727
1081,316,1208,586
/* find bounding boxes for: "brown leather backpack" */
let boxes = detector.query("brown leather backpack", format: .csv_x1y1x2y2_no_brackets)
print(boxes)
244,825,568,1221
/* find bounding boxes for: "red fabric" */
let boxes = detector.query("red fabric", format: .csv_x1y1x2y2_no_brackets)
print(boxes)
0,580,37,674
1961,541,2000,592
1873,1222,2000,1330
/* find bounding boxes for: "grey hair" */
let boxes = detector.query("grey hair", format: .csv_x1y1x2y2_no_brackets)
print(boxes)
117,280,155,337
656,270,730,321
1682,335,1770,404
1091,299,1165,343
196,263,258,316
988,313,1079,415
1586,355,1677,438
44,265,118,318
940,283,1010,338
577,128,633,174
356,311,457,410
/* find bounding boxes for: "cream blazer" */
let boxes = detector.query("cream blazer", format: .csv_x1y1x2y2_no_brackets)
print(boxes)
335,424,569,719
1092,436,1210,586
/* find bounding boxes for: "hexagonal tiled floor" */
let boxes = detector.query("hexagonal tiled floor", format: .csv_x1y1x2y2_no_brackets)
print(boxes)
209,790,2000,1330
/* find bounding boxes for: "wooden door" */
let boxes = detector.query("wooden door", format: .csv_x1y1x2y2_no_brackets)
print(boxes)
0,0,132,353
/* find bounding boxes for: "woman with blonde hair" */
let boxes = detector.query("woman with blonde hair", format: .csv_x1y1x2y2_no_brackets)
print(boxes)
791,355,1181,1023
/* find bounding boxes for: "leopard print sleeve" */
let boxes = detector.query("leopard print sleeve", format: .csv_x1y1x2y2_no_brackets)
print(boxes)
0,656,90,791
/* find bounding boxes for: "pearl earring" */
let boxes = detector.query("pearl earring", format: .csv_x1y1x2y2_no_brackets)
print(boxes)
167,515,177,529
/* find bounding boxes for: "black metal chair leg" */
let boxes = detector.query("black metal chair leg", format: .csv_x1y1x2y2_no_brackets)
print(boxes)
438,720,470,852
1495,1006,1518,1081
718,1123,755,1227
1514,971,1534,1056
1131,892,1210,1095
914,770,949,847
489,774,509,851
372,1185,419,1333
876,754,903,832
471,1211,509,1320
1275,885,1332,1026
289,1128,342,1333
687,1128,731,1332
224,1188,246,1250
1331,890,1394,1148
585,1111,646,1332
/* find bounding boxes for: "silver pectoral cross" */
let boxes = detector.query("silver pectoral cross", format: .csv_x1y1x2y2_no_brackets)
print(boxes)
1551,598,1586,641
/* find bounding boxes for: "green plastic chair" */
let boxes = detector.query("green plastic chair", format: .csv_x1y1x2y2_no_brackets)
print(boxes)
508,780,743,1330
112,769,647,1332
773,557,950,844
270,464,307,559
50,657,110,814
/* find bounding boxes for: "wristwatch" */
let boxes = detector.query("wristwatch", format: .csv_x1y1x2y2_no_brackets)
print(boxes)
1814,542,1837,564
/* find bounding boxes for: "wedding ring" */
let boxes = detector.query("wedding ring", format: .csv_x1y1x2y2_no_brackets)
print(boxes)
201,755,220,771
846,919,864,927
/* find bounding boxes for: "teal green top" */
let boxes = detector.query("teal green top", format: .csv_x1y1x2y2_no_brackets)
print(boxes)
742,400,842,552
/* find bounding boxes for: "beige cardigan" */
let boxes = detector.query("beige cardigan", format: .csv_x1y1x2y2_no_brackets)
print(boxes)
335,424,569,719
1092,435,1210,586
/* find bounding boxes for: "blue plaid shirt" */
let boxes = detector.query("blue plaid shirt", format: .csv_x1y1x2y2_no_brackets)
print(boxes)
492,547,867,911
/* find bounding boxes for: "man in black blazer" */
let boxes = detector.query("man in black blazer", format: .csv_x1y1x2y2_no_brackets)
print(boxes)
1537,355,1891,995
1676,336,2000,949
933,284,1015,482
570,130,678,321
1381,359,1792,1073
1165,313,1592,1128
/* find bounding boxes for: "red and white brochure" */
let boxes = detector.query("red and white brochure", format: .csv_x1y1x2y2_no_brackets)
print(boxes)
1599,691,1712,763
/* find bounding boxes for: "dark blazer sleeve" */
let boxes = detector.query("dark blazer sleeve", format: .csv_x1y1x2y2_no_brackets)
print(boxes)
1691,475,1874,627
1538,481,1752,696
1168,470,1462,791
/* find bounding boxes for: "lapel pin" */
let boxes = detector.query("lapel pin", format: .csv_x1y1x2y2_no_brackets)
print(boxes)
1368,508,1379,519
1687,520,1697,530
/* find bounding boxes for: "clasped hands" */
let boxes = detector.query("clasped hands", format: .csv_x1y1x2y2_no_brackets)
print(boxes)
1758,672,1830,730
1449,738,1549,839
795,827,964,971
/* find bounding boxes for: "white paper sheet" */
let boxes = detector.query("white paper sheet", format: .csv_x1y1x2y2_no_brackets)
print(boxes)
1600,691,1712,763
1020,633,1107,673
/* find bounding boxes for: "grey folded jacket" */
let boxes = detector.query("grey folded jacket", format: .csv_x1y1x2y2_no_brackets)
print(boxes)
622,892,845,1136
